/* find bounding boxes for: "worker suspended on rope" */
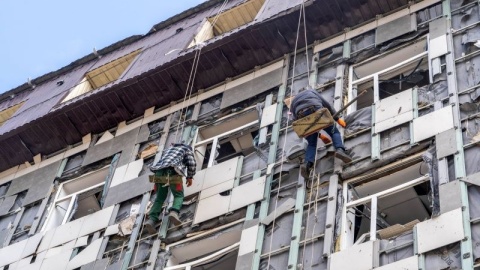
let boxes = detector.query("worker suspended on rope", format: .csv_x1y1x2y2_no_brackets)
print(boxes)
291,86,352,179
144,143,197,234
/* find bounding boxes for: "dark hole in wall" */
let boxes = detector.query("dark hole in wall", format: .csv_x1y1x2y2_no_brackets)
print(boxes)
60,155,113,182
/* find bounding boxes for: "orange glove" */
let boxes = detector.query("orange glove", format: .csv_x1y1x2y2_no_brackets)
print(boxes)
186,178,193,187
337,118,347,128
319,133,332,144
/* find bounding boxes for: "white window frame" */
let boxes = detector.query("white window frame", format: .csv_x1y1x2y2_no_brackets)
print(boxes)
339,174,430,250
41,166,109,231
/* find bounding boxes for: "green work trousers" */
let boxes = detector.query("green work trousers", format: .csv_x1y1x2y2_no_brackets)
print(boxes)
148,179,184,222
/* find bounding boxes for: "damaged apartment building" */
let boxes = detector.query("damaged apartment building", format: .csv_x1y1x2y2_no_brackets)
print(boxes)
1,0,480,269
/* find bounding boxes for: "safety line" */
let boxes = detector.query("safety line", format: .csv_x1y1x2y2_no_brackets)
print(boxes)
265,0,308,267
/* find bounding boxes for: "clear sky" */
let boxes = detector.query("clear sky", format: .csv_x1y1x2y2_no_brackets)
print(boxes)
0,0,206,94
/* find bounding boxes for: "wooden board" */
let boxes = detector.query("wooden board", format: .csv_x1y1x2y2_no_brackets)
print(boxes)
292,108,334,138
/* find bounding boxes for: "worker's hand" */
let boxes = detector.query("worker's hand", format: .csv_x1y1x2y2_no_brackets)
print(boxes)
337,118,347,128
186,178,193,187
319,133,332,144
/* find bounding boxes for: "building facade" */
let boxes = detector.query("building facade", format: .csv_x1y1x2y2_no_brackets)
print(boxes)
0,0,478,269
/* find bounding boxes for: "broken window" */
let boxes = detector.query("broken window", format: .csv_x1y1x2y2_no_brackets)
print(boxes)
341,163,431,249
195,108,259,169
62,49,141,102
42,167,109,231
189,0,265,47
349,38,429,111
0,101,25,127
165,224,242,269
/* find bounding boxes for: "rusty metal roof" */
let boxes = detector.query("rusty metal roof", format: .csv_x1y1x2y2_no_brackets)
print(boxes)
0,0,416,170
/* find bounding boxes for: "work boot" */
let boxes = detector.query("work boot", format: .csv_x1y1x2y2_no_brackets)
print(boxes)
144,219,157,234
335,148,352,163
168,211,182,226
301,162,313,180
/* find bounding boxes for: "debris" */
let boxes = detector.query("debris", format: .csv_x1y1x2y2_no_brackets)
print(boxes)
119,215,137,236
139,144,158,159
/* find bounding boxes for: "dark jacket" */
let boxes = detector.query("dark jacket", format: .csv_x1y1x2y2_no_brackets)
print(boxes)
291,88,339,121
149,143,197,178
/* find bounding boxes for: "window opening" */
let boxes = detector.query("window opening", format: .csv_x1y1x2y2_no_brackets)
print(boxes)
62,49,141,102
341,163,431,248
42,167,109,231
189,0,265,47
0,102,25,127
195,108,259,169
349,38,429,111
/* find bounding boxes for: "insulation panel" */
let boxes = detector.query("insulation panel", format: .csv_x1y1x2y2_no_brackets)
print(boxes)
416,208,464,253
413,106,454,143
330,241,375,270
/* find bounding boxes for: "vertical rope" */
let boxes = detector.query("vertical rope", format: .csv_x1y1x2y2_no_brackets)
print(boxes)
173,0,230,143
266,1,307,267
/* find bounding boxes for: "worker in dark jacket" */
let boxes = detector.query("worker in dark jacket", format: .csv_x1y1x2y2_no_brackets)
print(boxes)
144,143,197,234
291,87,352,179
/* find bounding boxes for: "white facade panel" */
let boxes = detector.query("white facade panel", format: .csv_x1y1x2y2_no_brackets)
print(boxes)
375,112,413,133
376,256,418,270
413,106,454,143
429,35,448,59
260,104,277,128
199,179,235,200
229,176,266,212
79,205,114,237
238,225,259,256
375,89,413,123
202,157,240,190
184,169,205,197
330,241,374,270
416,208,464,253
193,193,231,224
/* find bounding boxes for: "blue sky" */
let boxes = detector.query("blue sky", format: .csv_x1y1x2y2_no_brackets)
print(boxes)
0,0,205,94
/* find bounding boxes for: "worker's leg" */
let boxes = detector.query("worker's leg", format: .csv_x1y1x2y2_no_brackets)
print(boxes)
169,183,184,213
305,132,319,163
301,132,318,180
323,124,344,149
148,183,169,223
324,124,352,163
168,183,184,225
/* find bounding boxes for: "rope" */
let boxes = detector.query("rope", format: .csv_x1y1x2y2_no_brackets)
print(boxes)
266,1,307,267
173,0,230,143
